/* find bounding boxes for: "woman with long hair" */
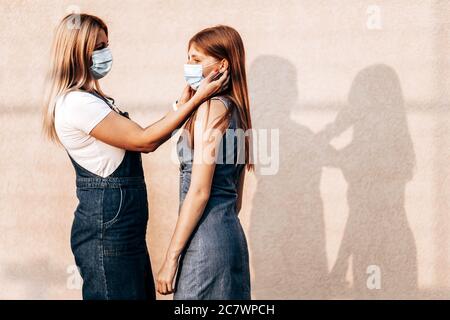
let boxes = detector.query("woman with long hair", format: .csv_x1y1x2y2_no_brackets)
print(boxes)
42,14,228,300
156,25,252,299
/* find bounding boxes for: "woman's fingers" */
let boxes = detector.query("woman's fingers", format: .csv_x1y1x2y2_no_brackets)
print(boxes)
156,279,161,294
194,69,230,102
158,280,167,295
167,281,173,294
215,70,230,92
213,69,229,86
179,84,194,104
157,278,174,295
206,69,229,95
157,275,165,295
204,69,220,83
156,258,178,295
161,282,168,295
205,69,229,86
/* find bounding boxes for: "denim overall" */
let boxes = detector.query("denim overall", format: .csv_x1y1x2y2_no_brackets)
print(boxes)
174,95,251,300
68,93,155,300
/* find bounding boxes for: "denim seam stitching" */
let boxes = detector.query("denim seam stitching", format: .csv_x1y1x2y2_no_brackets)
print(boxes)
99,188,109,300
103,187,123,229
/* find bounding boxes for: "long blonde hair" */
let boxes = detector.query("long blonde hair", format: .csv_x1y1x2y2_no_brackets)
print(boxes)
42,13,109,143
184,25,253,171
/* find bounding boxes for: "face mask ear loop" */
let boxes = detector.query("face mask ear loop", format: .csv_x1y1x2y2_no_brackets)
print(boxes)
204,60,220,69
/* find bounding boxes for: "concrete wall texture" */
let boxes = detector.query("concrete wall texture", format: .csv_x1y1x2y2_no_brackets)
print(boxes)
1,0,449,299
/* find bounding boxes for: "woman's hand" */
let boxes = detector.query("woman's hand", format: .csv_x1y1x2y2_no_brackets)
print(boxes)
178,84,194,105
193,69,230,104
156,257,179,295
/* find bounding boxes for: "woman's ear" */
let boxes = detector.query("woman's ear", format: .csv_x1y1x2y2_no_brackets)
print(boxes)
220,59,229,72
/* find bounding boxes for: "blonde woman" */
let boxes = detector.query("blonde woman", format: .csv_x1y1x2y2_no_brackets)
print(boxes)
42,14,228,300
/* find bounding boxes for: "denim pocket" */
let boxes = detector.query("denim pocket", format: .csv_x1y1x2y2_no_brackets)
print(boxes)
75,188,103,219
102,187,123,229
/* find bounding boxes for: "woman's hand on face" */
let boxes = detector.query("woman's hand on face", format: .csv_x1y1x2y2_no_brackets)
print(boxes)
179,84,194,105
156,257,179,295
194,69,230,104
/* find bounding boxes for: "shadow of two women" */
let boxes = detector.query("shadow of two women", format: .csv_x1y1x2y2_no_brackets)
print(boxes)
248,56,418,299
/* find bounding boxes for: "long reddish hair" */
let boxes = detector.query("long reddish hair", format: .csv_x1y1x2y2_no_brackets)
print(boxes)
184,25,253,170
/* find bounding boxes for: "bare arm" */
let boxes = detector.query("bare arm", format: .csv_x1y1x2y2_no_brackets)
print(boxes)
90,70,229,153
156,99,228,295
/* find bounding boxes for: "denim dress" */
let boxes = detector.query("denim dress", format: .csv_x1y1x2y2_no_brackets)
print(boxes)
174,95,251,300
68,93,155,300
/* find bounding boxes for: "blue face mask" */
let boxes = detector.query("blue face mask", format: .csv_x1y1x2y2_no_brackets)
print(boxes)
184,61,219,91
90,47,113,79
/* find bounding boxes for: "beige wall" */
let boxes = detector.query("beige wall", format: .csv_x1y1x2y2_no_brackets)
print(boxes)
1,0,449,299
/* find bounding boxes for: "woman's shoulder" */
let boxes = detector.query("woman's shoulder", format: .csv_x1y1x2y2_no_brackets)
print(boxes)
210,94,234,109
56,91,111,117
55,90,113,134
194,95,236,133
197,96,228,120
55,90,112,125
58,90,102,105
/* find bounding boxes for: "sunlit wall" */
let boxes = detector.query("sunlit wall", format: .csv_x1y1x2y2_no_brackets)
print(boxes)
0,0,449,299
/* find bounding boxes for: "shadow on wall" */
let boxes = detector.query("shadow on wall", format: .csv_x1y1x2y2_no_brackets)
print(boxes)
248,56,418,299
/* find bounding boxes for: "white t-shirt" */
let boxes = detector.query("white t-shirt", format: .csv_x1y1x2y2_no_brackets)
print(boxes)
55,91,126,178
